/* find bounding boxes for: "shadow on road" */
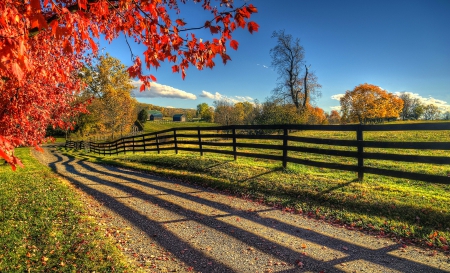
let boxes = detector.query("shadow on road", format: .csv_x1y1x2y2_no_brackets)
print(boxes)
41,148,449,273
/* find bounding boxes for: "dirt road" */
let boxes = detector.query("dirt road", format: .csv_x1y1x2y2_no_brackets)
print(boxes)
33,145,450,272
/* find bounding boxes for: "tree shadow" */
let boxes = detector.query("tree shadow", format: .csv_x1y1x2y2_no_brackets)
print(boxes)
41,150,449,272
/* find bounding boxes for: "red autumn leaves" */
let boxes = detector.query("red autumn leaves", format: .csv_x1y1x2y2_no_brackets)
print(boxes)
0,0,259,168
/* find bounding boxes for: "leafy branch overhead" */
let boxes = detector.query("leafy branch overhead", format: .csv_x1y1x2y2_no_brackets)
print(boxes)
0,0,259,168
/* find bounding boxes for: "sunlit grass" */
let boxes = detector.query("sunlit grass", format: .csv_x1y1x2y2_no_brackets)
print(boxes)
0,148,140,272
61,141,450,250
143,121,218,133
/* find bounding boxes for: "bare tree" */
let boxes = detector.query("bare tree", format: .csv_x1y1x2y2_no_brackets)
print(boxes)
270,30,321,113
443,111,450,120
423,104,441,120
399,93,412,120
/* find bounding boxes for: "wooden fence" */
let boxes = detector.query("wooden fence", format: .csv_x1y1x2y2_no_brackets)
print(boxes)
66,123,450,184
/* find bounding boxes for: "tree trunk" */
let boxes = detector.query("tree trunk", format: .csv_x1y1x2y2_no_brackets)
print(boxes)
303,65,309,108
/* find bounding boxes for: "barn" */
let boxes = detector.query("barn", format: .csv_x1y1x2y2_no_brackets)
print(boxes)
172,114,186,122
148,110,163,121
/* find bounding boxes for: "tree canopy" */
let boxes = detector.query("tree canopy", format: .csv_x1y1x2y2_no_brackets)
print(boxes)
0,0,259,168
340,84,404,124
138,109,148,124
196,102,214,122
399,93,426,120
76,54,136,139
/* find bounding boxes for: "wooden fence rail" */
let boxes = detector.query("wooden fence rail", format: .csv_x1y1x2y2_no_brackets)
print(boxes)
66,123,450,184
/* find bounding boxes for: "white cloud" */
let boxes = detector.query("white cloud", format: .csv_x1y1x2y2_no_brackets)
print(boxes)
331,94,345,101
200,90,254,104
235,96,254,102
165,106,174,108
132,80,197,100
200,90,222,100
395,92,450,112
257,64,269,69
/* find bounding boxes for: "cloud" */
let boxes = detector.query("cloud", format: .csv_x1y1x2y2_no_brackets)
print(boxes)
331,94,345,101
395,92,450,112
257,64,269,69
132,80,197,100
200,90,254,104
199,90,222,100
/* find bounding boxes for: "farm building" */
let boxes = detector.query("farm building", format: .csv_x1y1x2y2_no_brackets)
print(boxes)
173,114,186,122
148,110,163,121
131,120,144,135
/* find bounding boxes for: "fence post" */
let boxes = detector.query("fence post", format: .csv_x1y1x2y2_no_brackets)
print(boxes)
156,133,160,154
232,128,237,160
357,125,364,181
174,129,178,154
198,128,203,156
116,141,118,155
143,136,146,153
282,127,288,168
132,136,135,154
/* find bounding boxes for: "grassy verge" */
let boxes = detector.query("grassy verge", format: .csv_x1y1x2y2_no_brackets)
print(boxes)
60,144,450,251
0,148,140,272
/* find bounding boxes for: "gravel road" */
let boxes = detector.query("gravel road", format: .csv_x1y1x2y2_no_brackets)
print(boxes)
32,145,450,273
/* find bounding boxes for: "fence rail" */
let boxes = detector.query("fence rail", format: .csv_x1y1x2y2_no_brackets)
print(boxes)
66,123,450,184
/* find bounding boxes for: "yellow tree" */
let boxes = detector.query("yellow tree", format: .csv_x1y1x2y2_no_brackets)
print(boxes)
340,83,403,124
78,54,136,139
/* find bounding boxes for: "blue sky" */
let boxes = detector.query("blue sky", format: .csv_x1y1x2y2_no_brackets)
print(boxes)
99,0,450,112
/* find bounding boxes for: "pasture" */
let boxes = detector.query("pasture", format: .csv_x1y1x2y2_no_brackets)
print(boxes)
62,123,450,249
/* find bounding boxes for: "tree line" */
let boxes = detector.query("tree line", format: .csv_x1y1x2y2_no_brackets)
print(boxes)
64,32,449,142
70,33,448,142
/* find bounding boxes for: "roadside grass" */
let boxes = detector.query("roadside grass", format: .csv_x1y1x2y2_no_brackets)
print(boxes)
0,148,141,272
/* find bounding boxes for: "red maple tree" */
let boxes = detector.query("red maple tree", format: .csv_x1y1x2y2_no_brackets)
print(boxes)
0,0,258,169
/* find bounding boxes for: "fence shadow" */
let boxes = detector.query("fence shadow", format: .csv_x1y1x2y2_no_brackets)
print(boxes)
41,148,450,272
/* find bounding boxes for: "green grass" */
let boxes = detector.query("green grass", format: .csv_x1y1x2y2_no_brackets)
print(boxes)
60,124,450,251
0,148,140,272
143,121,218,133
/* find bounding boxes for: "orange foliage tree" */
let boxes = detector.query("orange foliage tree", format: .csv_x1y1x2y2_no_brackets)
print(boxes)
306,105,326,125
0,0,258,169
340,83,403,124
326,110,341,124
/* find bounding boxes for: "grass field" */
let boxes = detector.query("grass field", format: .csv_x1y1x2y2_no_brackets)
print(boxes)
142,121,218,133
61,122,450,250
0,148,140,272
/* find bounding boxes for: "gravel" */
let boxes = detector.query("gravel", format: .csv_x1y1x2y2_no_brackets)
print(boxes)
32,145,450,273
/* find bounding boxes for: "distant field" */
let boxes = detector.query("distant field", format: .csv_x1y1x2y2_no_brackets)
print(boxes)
143,121,218,133
61,122,450,250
